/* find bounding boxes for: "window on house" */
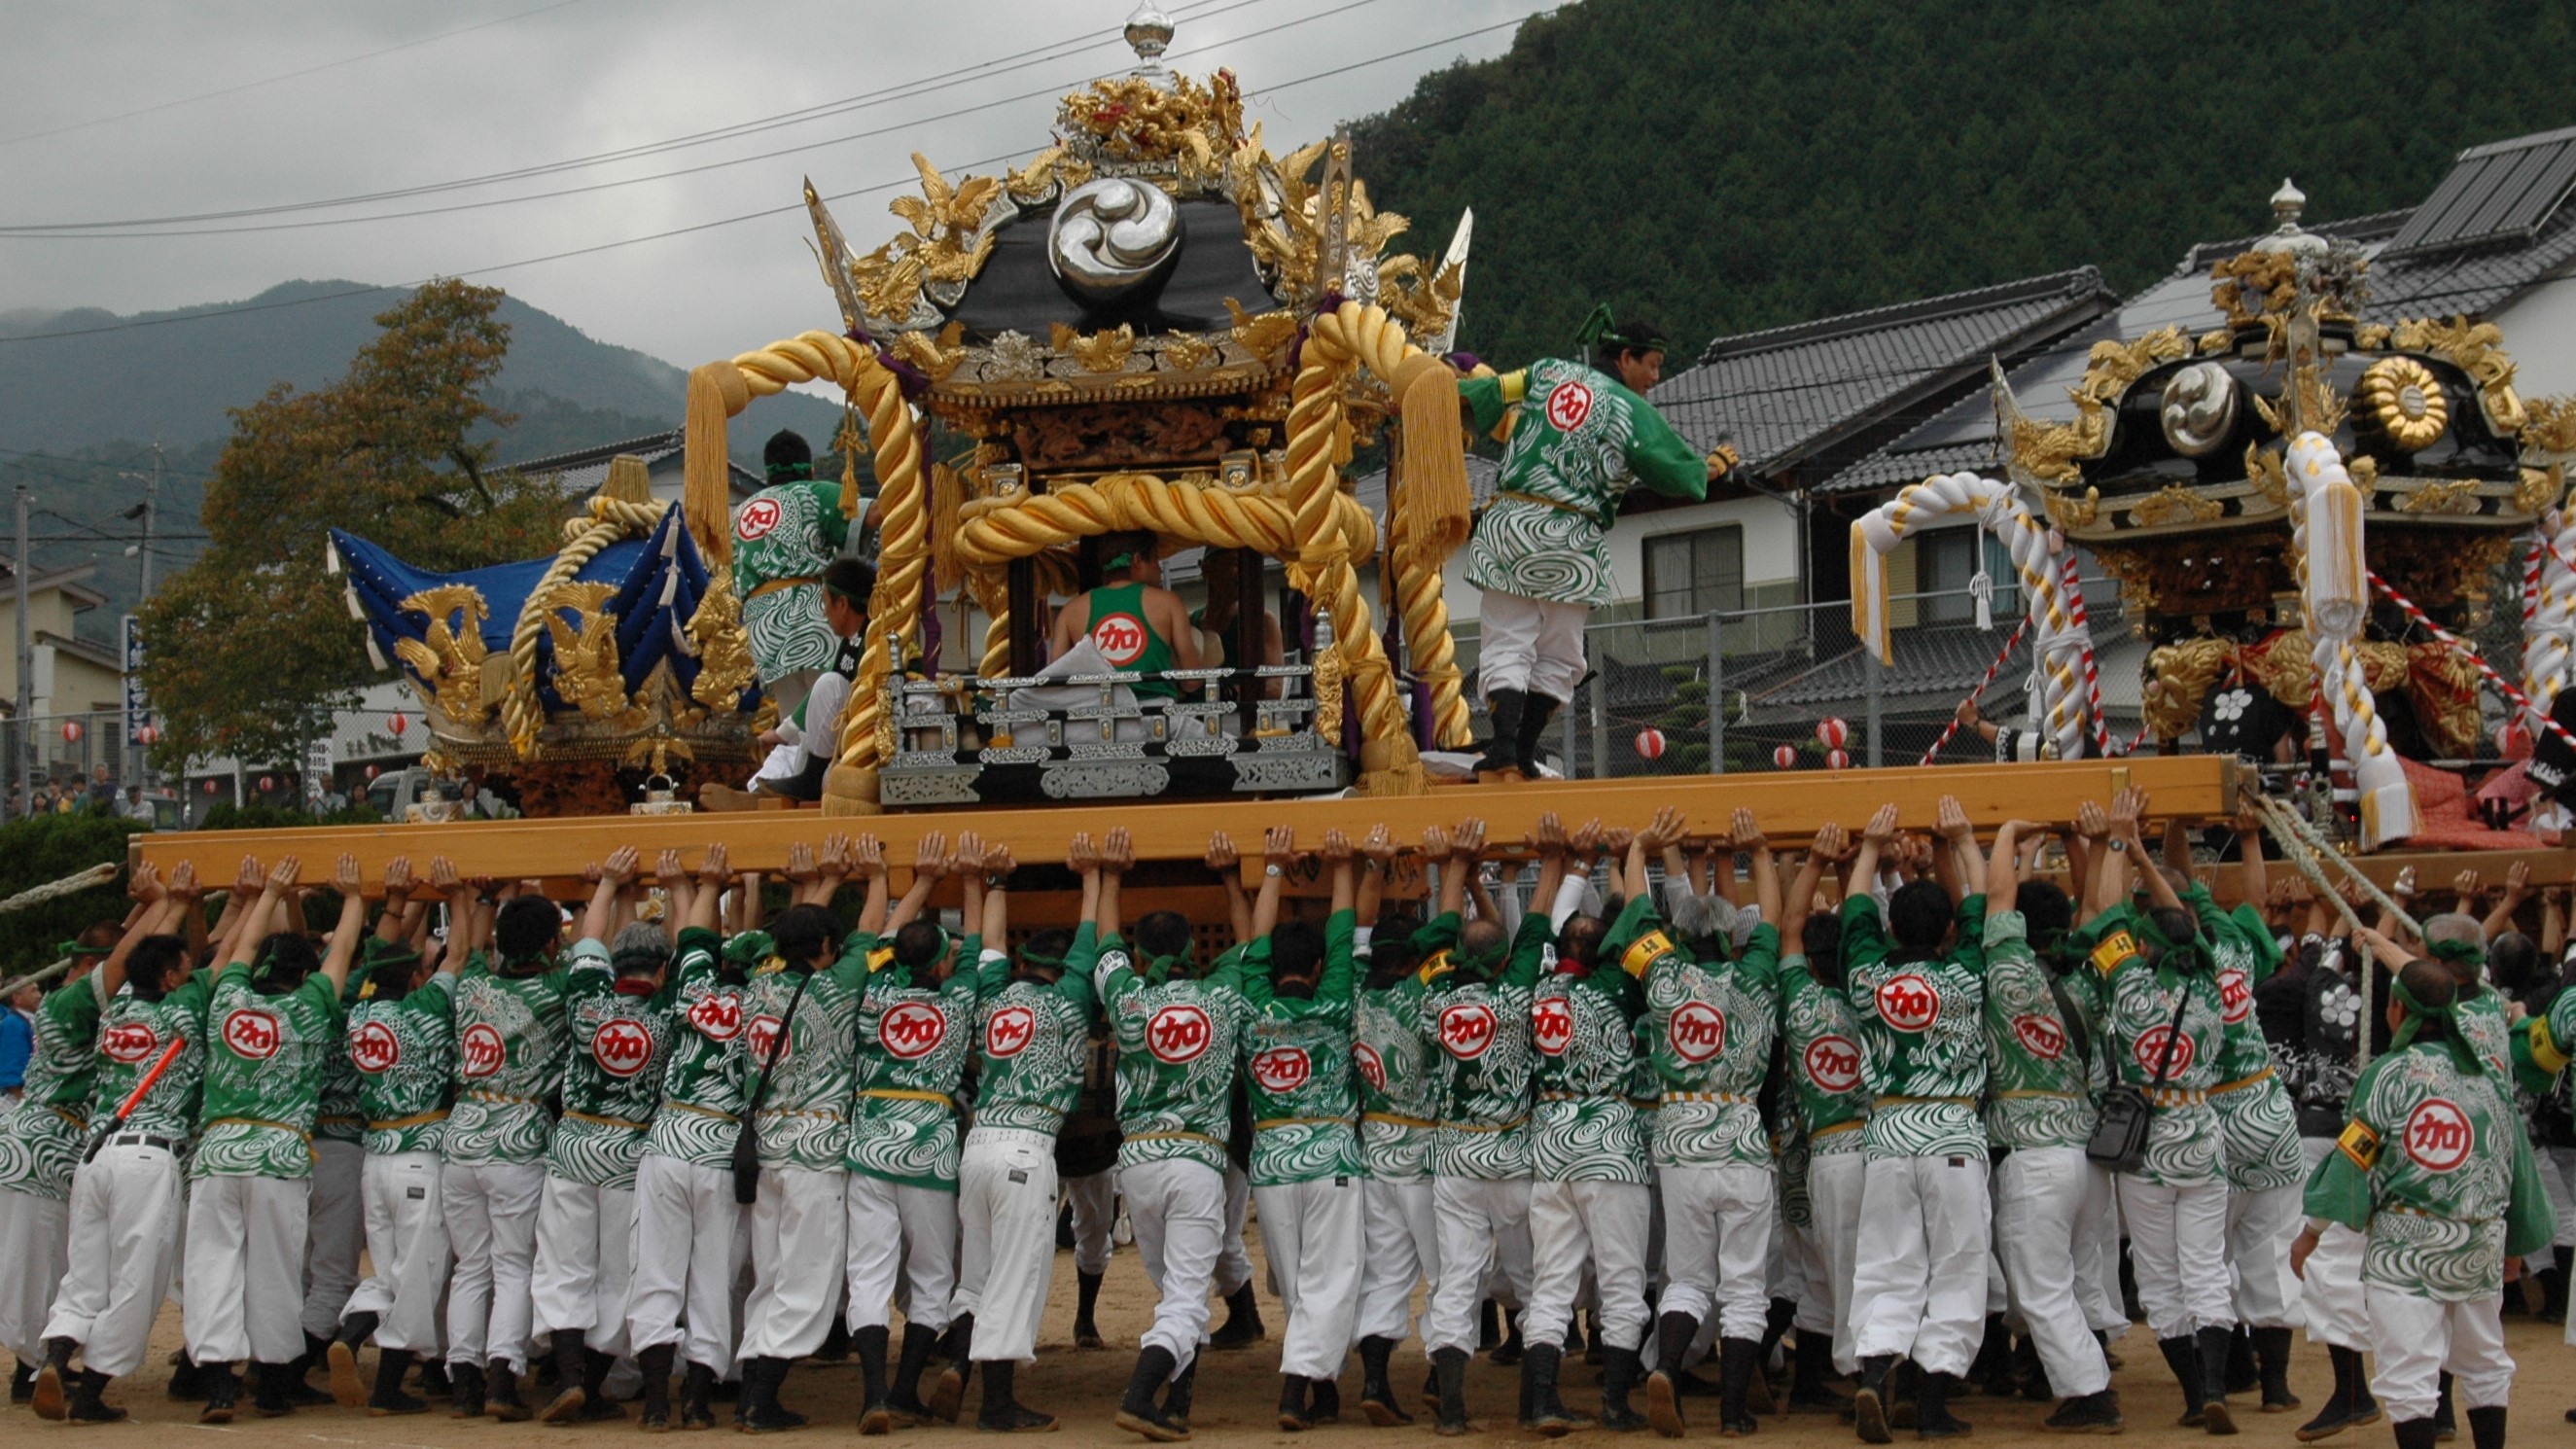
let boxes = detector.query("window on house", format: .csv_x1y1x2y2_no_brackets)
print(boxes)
1641,525,1745,620
1918,529,2020,626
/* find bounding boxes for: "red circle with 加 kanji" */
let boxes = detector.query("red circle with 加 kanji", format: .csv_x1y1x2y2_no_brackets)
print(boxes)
2218,968,2252,1025
2133,1025,2195,1077
460,1022,508,1078
591,1018,654,1078
1147,1004,1213,1064
1804,1035,1861,1092
1668,1001,1728,1063
688,992,742,1042
1532,997,1574,1056
222,1007,280,1060
984,1005,1036,1057
351,1020,402,1075
1876,973,1940,1033
1251,1046,1311,1093
1438,1001,1498,1059
2403,1098,2474,1173
2013,1013,2065,1060
736,498,783,542
881,1002,948,1060
1091,613,1149,667
1545,380,1594,433
1354,1042,1386,1091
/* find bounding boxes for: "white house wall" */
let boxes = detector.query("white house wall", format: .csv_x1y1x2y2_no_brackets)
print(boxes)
2489,266,2576,398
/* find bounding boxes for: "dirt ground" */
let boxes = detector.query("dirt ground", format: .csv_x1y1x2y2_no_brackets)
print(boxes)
27,1219,2576,1447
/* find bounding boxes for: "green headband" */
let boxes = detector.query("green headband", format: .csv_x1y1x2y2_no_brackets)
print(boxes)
764,459,813,482
2130,905,2209,974
722,931,774,968
1144,951,1193,982
826,578,868,607
1017,941,1067,972
59,939,111,959
899,924,951,972
1104,550,1140,572
2426,937,2484,970
2390,971,2485,1077
1454,937,1508,979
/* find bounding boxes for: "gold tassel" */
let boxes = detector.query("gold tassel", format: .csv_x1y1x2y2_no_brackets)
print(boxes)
836,399,865,522
686,362,749,566
929,461,967,593
1391,353,1472,562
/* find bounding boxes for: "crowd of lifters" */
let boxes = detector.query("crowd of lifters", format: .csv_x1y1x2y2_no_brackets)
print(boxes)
0,792,2558,1449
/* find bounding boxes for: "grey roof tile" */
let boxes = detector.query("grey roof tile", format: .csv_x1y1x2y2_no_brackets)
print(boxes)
1752,625,2035,712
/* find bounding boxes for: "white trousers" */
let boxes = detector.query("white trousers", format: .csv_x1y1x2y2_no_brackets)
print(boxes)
1526,1179,1651,1352
845,1175,958,1334
1067,1169,1117,1278
0,1186,68,1368
2072,1157,2128,1337
1357,1176,1440,1343
739,1165,846,1361
1849,1155,1991,1377
1123,1156,1226,1374
2366,1288,2512,1423
45,1142,184,1379
1425,1175,1534,1356
300,1138,364,1341
344,1150,449,1356
1478,591,1589,704
1992,1148,2112,1397
183,1173,311,1366
442,1158,546,1370
951,1128,1059,1363
626,1154,746,1376
2227,1183,2305,1329
2297,1138,2368,1349
2119,1173,2234,1340
1254,1176,1363,1379
531,1177,637,1354
1220,1164,1254,1297
1807,1150,1866,1371
1657,1162,1776,1339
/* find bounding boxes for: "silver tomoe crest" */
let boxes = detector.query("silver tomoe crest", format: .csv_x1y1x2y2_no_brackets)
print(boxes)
1049,177,1182,301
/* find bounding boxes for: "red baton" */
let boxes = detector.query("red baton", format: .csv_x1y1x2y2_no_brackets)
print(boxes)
83,1035,188,1162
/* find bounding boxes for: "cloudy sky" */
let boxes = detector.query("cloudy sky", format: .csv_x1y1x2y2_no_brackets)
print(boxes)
0,0,1551,371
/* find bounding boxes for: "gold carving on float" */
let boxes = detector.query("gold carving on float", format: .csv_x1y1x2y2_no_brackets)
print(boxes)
1160,332,1218,371
393,585,495,725
1224,299,1299,359
2517,466,2566,514
532,582,645,728
2197,329,2233,356
2245,443,2290,506
2354,323,2393,351
1058,70,1244,186
2523,395,2576,461
2392,316,2526,434
2356,356,2450,451
684,572,759,713
1050,322,1141,373
2129,482,2226,528
2397,478,2480,515
2210,250,2300,326
2040,485,2100,530
891,322,968,386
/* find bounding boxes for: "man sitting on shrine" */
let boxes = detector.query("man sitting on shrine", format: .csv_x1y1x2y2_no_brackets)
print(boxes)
1048,533,1203,698
717,557,874,808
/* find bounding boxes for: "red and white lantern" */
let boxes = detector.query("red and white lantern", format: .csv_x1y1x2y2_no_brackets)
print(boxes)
388,713,408,738
202,779,219,795
1816,716,1850,750
1772,745,1799,770
135,724,159,746
59,720,82,743
1634,727,1666,760
1826,748,1853,770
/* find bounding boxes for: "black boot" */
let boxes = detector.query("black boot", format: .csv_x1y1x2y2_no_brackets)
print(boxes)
1310,1374,1340,1425
447,1359,485,1417
1752,1298,1795,1415
2295,1344,2381,1441
1279,1375,1313,1432
166,1350,204,1399
2043,1388,2125,1433
1115,1345,1186,1440
1971,1314,2014,1398
579,1348,624,1422
768,1358,809,1432
1164,1359,1199,1430
486,1355,531,1422
2224,1325,2257,1395
200,1362,240,1424
854,1325,893,1434
1600,1344,1650,1431
1211,1284,1266,1350
888,1323,938,1425
1587,1312,1606,1364
1646,1309,1697,1438
634,1344,673,1431
814,1313,850,1363
2016,1334,2052,1402
417,1357,451,1397
929,1314,973,1423
1076,1270,1107,1349
541,1332,590,1423
30,1336,75,1421
368,1348,428,1418
2393,1417,2443,1449
283,1331,334,1406
2158,1336,2205,1428
1431,1345,1471,1437
2197,1325,2238,1434
1854,1355,1897,1445
328,1310,378,1408
1917,1370,1973,1439
2437,1372,2458,1442
1788,1330,1849,1414
1529,1342,1595,1435
65,1368,125,1425
1716,1337,1762,1437
1358,1334,1412,1426
2251,1325,2299,1412
11,1360,32,1405
252,1361,298,1417
978,1359,1056,1433
1493,1307,1527,1366
1516,691,1564,778
2545,1264,2571,1324
1477,689,1528,775
678,1361,717,1431
741,1357,806,1434
2468,1405,2506,1449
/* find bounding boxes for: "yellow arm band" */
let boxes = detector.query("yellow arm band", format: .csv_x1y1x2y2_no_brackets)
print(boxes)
2533,1016,2572,1076
1622,931,1676,979
2337,1118,2382,1172
2089,930,2137,976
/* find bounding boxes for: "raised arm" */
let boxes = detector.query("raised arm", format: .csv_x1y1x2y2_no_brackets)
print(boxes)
1323,829,1356,918
1987,820,2042,921
374,857,416,944
96,864,189,1001
1099,827,1132,944
1212,831,1253,945
1849,803,1897,897
428,858,471,976
229,856,301,970
320,855,369,995
1426,823,1463,920
1935,795,1985,899
850,837,890,936
655,851,693,946
1783,824,1844,957
1252,829,1288,942
2234,802,2268,906
954,833,986,950
1070,832,1103,932
687,845,729,937
2120,790,2183,915
581,846,639,945
2485,861,2531,944
1530,812,1571,925
1356,825,1394,925
1454,819,1499,925
980,840,1013,946
1737,808,1782,924
888,832,949,936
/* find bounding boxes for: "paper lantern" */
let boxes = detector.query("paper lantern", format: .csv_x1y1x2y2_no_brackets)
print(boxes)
258,775,275,792
388,713,408,737
1635,727,1666,760
1816,717,1850,750
59,720,82,743
1826,748,1853,770
1772,745,1799,769
136,724,159,746
202,779,219,795
365,764,380,781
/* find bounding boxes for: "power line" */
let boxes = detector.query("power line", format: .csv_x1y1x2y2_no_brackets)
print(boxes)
0,0,604,148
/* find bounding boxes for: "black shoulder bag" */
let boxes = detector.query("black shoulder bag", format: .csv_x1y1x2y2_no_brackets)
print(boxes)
733,968,816,1205
2085,975,2193,1174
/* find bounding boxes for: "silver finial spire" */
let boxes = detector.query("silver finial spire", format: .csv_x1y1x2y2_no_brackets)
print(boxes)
1124,4,1175,84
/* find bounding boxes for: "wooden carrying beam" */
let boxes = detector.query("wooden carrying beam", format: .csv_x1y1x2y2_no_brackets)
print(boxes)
131,757,2235,895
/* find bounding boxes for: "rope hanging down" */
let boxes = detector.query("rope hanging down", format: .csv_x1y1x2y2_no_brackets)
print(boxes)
2247,790,2422,1070
2370,568,2576,757
1920,615,2030,766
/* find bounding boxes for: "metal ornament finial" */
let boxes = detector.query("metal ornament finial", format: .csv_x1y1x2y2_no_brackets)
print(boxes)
1125,3,1176,82
2271,177,2306,229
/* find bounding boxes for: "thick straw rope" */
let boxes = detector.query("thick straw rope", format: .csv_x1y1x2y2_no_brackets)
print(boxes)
500,494,668,756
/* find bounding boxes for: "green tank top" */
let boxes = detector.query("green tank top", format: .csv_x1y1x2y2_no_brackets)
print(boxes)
1084,583,1178,699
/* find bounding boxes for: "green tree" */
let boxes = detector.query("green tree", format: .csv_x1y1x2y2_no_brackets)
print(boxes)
0,814,143,978
141,281,572,771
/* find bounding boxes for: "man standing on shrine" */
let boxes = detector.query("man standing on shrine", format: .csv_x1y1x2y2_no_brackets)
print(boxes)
1457,311,1732,778
734,429,854,720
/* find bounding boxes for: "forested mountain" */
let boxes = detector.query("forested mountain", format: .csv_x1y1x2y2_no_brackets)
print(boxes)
1349,0,2576,366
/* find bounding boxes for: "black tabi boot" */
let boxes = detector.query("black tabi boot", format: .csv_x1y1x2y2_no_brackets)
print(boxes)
1210,1284,1266,1350
1493,1307,1528,1366
1716,1337,1762,1437
2197,1325,2238,1435
2224,1325,2257,1395
578,1348,623,1422
2251,1325,2299,1412
1358,1334,1412,1426
284,1331,334,1405
1164,1359,1199,1430
1646,1309,1698,1439
1971,1314,2014,1398
1789,1330,1849,1414
365,1348,428,1418
634,1344,673,1431
889,1322,939,1425
2545,1263,2571,1324
328,1310,378,1408
486,1355,531,1422
11,1359,32,1405
740,1357,806,1434
2393,1417,2443,1449
853,1325,894,1434
65,1368,125,1425
1308,1374,1339,1425
1751,1298,1795,1415
165,1350,204,1400
1889,1361,1921,1430
930,1314,974,1424
765,1358,809,1432
252,1361,298,1417
2468,1405,2506,1449
31,1336,75,1421
1115,1345,1186,1441
1516,690,1564,779
1854,1355,1898,1445
1076,1270,1107,1349
416,1357,452,1397
1600,1344,1650,1431
2157,1336,2205,1428
2436,1372,2458,1442
1430,1345,1471,1437
1528,1342,1595,1435
541,1332,591,1424
977,1358,1056,1433
678,1361,718,1431
2043,1387,2125,1434
1476,689,1528,776
814,1313,851,1363
2016,1334,2052,1402
1423,1363,1440,1415
2296,1343,2381,1441
199,1361,240,1424
447,1358,486,1418
1279,1375,1313,1432
1916,1371,1974,1440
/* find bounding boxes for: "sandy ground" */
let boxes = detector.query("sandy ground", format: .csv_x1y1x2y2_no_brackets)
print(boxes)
22,1219,2576,1447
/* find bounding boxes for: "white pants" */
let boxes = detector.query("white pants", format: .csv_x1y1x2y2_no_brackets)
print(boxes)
1425,1175,1534,1356
1807,1150,1866,1371
752,673,848,789
626,1154,745,1376
2119,1173,2234,1340
1992,1148,2111,1398
1477,591,1589,704
1123,1156,1226,1374
1657,1162,1776,1339
344,1150,449,1356
0,1186,68,1368
45,1142,185,1379
2227,1183,2305,1329
2072,1158,2128,1337
1255,1176,1363,1379
300,1138,364,1341
532,1177,637,1354
183,1174,311,1366
1357,1176,1440,1343
1067,1169,1117,1278
951,1129,1059,1363
739,1165,846,1361
2366,1288,2512,1423
2297,1139,2367,1349
1526,1180,1651,1352
845,1175,958,1334
1849,1155,1991,1377
1220,1164,1254,1297
442,1159,546,1370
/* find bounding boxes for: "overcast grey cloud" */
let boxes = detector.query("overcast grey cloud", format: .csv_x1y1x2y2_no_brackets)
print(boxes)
0,0,1550,373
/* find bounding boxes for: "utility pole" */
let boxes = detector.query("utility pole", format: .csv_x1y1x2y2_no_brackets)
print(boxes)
14,487,29,818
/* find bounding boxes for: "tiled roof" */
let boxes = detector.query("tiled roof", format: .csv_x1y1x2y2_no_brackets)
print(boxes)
1650,268,2117,475
500,427,764,499
2382,127,2576,260
1751,625,2033,713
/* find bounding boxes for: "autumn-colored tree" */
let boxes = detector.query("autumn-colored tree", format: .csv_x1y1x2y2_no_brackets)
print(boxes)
141,280,571,770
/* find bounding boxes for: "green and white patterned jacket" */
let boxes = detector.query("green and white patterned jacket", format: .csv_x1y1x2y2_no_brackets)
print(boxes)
1237,912,1362,1187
